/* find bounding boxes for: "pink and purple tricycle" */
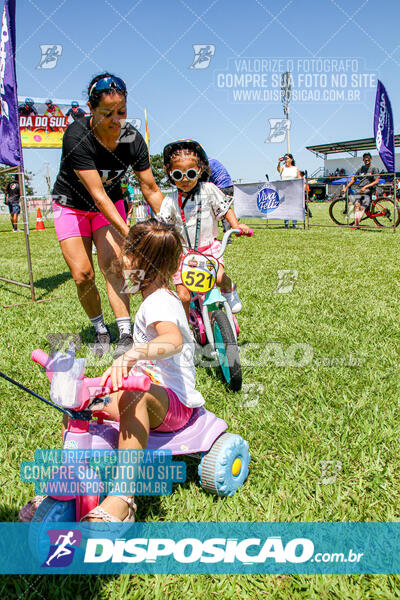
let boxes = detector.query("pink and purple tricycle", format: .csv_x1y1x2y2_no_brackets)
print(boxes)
22,345,250,524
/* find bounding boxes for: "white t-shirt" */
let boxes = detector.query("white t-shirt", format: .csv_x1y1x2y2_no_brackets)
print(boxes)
157,181,232,248
131,288,204,408
280,166,299,181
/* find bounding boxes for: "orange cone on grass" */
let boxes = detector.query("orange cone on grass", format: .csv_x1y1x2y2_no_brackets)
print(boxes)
36,208,45,230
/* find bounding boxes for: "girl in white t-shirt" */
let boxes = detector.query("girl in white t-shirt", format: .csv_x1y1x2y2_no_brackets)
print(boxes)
82,219,205,523
158,139,252,319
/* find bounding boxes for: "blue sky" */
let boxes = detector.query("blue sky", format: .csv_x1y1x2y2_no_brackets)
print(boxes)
13,0,400,194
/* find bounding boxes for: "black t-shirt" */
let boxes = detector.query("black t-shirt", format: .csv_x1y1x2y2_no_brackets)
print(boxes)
354,164,379,195
18,105,38,116
6,181,20,203
52,117,150,211
65,107,86,120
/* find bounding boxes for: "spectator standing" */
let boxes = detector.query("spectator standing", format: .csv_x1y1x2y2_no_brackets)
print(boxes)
277,153,301,228
4,175,21,232
51,72,164,358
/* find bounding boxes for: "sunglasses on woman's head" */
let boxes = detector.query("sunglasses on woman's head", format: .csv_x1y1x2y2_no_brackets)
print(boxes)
170,168,201,182
89,76,127,97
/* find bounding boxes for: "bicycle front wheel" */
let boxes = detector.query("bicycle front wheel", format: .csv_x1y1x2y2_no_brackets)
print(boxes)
371,198,400,228
329,198,355,226
211,310,242,391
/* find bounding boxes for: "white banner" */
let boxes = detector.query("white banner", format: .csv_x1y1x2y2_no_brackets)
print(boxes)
234,179,305,220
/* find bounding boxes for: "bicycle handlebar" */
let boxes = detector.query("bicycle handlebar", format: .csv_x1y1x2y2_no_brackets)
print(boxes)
215,227,254,259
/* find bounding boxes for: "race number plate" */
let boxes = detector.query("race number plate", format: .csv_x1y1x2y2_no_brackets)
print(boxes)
181,252,218,293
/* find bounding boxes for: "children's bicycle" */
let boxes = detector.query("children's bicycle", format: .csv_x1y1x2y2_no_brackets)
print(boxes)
329,193,400,228
4,345,250,529
183,228,253,392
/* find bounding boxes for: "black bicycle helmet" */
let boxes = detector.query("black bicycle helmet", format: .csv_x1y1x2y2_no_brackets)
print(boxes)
163,139,210,184
163,139,209,166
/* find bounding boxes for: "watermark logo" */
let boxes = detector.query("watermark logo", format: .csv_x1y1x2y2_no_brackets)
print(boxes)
126,118,142,130
47,333,82,354
241,383,264,408
319,460,342,485
42,529,81,567
120,121,142,143
265,118,290,143
257,187,280,214
85,535,314,564
36,44,62,69
274,269,298,294
122,269,146,294
216,57,376,104
189,44,215,69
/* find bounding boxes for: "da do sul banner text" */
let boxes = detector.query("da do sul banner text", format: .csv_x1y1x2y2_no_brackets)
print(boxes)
17,97,89,148
234,179,305,221
17,97,144,148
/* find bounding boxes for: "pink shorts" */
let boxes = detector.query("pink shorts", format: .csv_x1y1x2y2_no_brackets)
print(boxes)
53,199,126,242
151,388,193,432
173,239,224,286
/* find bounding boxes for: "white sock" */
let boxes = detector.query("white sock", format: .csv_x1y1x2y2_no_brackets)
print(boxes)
90,314,108,334
116,317,132,337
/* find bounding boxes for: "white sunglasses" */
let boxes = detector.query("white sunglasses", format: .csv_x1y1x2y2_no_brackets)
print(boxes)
170,168,201,182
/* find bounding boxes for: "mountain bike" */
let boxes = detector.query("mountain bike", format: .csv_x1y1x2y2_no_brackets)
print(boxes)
329,193,400,228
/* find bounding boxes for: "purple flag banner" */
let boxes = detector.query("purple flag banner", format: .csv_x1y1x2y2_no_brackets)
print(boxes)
374,80,395,173
0,0,22,167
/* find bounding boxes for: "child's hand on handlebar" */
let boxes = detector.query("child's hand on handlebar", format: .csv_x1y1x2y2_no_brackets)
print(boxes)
101,349,143,392
238,224,252,235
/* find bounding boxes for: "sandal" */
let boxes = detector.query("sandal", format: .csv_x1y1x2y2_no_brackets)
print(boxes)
18,495,46,522
80,495,137,523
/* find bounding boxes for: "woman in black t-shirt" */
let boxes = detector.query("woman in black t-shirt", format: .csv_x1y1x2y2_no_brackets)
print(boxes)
52,73,164,358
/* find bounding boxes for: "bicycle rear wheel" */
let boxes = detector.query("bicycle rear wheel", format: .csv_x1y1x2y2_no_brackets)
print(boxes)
371,198,400,228
329,198,355,226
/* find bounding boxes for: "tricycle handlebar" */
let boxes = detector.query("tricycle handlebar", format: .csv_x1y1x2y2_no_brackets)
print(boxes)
31,349,151,411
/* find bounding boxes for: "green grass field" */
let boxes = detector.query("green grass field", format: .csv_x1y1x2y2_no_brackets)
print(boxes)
1,203,400,598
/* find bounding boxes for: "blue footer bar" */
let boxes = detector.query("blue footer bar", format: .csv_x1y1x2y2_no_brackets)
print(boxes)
3,522,400,574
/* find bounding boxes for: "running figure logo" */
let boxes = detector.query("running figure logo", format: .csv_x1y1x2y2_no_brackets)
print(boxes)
189,45,215,69
42,529,81,567
265,118,290,143
37,45,63,69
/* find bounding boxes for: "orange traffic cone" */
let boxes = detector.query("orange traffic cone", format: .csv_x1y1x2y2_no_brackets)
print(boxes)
36,208,45,231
